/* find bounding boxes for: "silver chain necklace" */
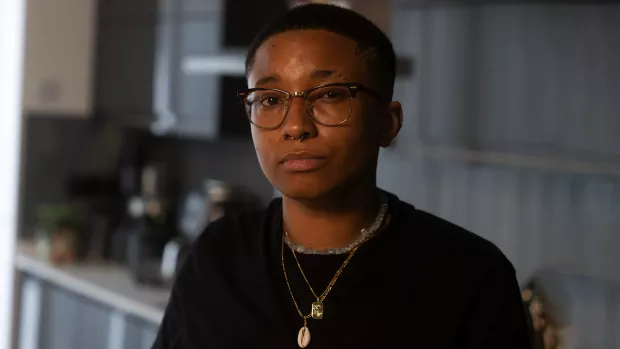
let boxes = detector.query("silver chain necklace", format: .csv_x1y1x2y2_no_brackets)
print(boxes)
283,193,389,255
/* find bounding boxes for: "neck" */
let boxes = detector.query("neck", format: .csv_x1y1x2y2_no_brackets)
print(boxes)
282,184,381,251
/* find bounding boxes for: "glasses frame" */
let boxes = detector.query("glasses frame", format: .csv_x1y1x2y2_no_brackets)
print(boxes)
236,82,388,130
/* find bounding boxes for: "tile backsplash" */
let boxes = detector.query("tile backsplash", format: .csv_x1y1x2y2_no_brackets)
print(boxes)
19,116,272,237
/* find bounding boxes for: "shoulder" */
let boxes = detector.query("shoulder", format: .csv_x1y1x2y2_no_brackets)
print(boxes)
395,198,515,280
189,199,279,260
419,208,506,260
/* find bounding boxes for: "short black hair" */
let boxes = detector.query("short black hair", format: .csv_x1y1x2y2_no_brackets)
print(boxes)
245,3,396,99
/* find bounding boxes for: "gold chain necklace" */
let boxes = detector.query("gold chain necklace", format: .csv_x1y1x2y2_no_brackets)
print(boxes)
281,230,359,348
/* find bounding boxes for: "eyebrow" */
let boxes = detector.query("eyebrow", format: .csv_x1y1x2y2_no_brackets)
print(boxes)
311,69,345,80
253,69,346,87
255,74,280,87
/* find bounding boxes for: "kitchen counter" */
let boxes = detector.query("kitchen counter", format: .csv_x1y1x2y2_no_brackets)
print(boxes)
14,242,170,349
14,243,170,324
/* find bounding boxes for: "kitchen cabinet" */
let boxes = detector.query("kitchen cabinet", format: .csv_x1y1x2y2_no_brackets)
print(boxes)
17,274,161,349
96,23,156,128
95,0,287,139
123,316,159,349
179,20,221,55
94,0,158,128
181,0,223,14
98,0,158,22
222,0,289,48
15,249,168,349
163,17,222,138
22,0,97,117
95,0,225,137
38,283,111,349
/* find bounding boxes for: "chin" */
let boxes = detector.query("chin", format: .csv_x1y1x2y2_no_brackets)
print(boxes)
278,188,329,201
271,174,338,201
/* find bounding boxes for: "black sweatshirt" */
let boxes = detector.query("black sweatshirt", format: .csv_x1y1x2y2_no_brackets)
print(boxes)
152,192,531,348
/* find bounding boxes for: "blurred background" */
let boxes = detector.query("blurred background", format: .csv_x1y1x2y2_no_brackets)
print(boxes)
0,0,618,348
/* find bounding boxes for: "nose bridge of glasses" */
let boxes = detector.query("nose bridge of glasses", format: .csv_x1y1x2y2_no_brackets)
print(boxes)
281,91,314,129
286,91,312,113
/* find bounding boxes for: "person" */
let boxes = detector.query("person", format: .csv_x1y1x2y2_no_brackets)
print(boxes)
152,3,531,348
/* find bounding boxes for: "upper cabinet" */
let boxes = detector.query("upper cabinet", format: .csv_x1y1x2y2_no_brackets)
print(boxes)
95,0,288,139
221,0,289,48
22,0,98,117
181,0,223,15
95,0,163,129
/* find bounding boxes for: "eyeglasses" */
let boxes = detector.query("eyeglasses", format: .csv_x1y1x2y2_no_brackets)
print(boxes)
236,82,387,130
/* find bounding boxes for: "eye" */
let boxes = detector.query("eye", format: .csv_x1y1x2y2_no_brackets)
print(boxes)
320,91,343,99
246,91,284,109
313,87,349,102
259,95,282,107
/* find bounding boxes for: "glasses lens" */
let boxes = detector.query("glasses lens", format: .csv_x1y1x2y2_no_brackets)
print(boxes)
245,90,288,128
307,85,352,125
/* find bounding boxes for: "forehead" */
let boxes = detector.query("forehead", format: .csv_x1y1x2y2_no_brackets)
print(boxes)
248,29,370,87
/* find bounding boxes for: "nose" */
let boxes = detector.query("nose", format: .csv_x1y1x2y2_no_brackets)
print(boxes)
281,97,318,141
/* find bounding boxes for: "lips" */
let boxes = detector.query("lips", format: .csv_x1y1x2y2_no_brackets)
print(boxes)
280,152,328,172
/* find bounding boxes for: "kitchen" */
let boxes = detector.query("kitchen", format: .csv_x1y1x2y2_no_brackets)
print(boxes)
9,0,620,348
16,0,282,347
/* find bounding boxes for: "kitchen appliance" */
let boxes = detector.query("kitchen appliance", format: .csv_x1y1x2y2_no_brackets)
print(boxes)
160,179,262,283
111,163,179,286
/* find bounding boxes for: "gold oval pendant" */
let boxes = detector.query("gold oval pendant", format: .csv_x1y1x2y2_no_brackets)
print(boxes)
297,326,311,348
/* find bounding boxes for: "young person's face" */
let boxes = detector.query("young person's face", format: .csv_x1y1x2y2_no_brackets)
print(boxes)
247,29,402,200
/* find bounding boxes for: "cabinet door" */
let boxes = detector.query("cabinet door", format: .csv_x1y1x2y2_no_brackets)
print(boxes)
159,18,222,138
124,316,160,349
99,0,158,23
179,19,220,56
39,285,111,349
173,74,220,138
174,74,249,139
142,325,159,349
181,0,222,15
176,18,221,137
95,23,155,127
222,0,288,48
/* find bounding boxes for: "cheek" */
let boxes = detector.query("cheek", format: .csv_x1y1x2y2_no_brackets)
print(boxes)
252,129,281,179
344,109,382,151
345,114,382,166
324,124,377,172
251,129,270,170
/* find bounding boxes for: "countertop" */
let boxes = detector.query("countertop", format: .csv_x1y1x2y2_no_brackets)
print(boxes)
14,243,170,324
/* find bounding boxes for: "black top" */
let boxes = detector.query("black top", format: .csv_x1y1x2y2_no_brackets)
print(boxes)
152,192,531,348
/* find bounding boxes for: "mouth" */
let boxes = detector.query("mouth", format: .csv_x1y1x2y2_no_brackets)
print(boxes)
280,152,328,172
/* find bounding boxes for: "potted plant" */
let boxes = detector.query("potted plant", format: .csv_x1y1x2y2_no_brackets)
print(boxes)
35,203,86,264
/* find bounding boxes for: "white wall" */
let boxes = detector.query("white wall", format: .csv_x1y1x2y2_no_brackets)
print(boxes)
0,0,25,347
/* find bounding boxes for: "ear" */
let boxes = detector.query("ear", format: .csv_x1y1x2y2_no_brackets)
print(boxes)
379,101,403,148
